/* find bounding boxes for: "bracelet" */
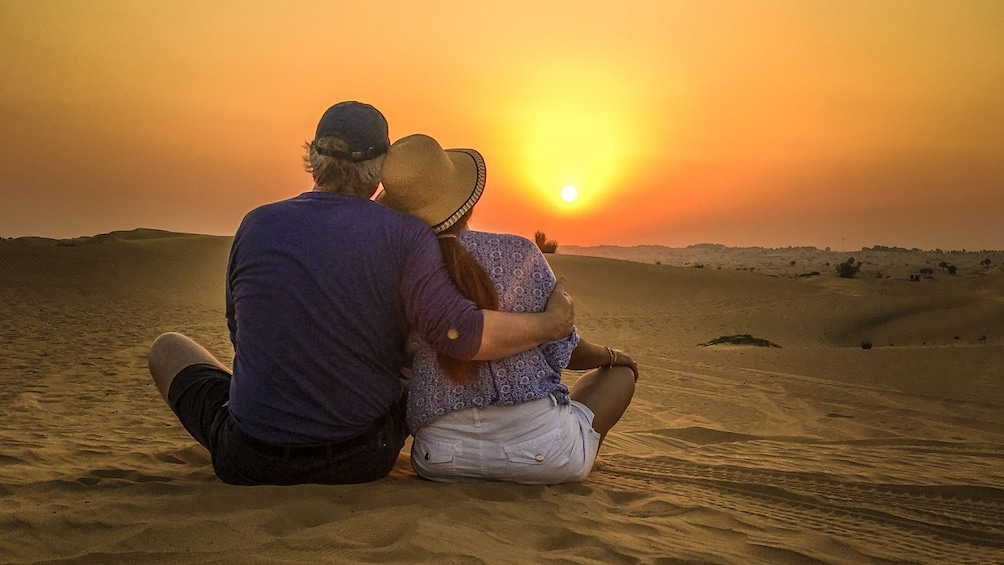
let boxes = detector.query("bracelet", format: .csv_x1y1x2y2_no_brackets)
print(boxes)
605,346,616,368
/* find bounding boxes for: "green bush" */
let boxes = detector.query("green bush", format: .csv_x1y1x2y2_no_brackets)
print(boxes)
534,230,558,254
835,257,860,278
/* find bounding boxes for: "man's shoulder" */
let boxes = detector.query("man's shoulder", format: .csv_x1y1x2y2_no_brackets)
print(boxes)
241,193,308,220
245,193,424,226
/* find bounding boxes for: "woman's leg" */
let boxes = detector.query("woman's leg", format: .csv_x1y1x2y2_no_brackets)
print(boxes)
568,366,635,446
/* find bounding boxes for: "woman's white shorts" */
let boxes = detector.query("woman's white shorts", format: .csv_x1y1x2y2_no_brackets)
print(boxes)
410,396,601,485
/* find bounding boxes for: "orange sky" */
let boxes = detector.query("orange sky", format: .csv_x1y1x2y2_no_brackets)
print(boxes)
2,1,1003,250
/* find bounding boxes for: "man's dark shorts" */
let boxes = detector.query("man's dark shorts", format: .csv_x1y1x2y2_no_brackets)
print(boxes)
168,363,408,485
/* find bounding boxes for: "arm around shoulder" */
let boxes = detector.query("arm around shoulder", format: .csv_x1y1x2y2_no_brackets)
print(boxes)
472,277,575,360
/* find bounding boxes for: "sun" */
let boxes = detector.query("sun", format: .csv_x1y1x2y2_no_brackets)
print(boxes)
561,185,578,203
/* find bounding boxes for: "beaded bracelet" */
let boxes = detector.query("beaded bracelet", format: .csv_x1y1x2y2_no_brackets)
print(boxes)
605,346,616,368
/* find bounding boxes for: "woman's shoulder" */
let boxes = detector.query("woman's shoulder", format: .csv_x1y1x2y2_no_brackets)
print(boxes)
463,230,541,254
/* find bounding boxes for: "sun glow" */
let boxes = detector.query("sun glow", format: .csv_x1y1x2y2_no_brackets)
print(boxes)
561,185,578,202
496,62,648,215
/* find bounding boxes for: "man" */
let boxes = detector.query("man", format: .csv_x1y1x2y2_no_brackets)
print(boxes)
148,101,574,485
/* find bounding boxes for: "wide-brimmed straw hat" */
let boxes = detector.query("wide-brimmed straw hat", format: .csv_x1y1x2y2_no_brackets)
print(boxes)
379,134,486,234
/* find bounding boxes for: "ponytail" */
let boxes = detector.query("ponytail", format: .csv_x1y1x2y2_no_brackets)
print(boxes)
435,232,498,384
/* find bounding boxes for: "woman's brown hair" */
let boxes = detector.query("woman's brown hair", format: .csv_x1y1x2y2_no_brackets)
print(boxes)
435,217,498,384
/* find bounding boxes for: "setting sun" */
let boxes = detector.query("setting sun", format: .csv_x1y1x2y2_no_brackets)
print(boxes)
561,185,578,202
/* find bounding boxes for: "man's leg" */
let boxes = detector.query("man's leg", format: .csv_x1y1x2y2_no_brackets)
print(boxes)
148,332,230,403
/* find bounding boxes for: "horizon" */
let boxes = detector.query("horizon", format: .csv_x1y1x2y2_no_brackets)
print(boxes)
2,1,1003,251
6,226,1003,255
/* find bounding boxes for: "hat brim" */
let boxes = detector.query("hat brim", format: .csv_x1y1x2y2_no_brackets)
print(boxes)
429,149,485,233
379,142,486,234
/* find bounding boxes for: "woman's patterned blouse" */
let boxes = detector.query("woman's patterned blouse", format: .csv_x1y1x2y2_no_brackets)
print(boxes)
406,230,579,431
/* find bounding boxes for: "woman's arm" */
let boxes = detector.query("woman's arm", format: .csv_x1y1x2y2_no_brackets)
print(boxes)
567,337,639,381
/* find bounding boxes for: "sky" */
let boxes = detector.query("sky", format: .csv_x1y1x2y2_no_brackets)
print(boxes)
2,0,1003,251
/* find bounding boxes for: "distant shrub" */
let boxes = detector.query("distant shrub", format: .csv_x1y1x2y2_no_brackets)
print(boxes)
860,339,873,350
919,267,934,275
533,230,558,254
835,257,861,278
694,263,704,269
947,265,957,275
698,334,781,348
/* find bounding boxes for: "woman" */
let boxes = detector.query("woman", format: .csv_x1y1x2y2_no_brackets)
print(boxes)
379,134,637,484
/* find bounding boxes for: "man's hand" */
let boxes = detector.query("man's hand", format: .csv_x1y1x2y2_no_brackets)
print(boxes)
543,277,575,340
473,277,576,360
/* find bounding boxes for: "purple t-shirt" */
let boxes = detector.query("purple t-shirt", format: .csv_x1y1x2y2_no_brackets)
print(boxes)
407,230,579,431
225,191,484,444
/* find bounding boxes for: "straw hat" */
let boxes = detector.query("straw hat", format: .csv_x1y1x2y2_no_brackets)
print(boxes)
379,134,486,234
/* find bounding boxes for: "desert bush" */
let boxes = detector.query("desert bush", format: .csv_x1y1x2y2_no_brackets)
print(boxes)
698,334,781,348
835,257,860,278
860,339,873,350
533,231,558,254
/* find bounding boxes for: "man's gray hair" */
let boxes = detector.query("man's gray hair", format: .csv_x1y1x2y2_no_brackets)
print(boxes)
303,137,385,193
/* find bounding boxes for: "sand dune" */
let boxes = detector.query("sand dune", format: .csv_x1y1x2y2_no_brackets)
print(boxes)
1,230,1002,564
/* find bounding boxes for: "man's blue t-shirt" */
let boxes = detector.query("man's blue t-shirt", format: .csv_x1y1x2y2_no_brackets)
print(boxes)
225,191,483,444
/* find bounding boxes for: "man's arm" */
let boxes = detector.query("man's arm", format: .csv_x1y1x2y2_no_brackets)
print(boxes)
471,278,575,360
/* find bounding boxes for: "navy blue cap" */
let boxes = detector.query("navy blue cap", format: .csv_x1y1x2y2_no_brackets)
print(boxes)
313,101,390,162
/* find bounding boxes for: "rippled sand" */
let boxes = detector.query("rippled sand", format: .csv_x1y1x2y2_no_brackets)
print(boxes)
1,230,1002,564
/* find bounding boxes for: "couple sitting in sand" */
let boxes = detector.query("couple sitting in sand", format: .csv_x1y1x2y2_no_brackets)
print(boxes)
148,101,637,486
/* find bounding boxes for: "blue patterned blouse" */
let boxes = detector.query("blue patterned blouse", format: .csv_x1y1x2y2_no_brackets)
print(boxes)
406,230,580,431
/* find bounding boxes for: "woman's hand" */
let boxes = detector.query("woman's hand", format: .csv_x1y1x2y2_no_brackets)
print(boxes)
609,349,639,382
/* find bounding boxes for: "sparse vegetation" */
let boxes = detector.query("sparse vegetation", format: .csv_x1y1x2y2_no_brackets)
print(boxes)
860,339,873,350
533,231,558,254
698,334,782,348
835,257,861,278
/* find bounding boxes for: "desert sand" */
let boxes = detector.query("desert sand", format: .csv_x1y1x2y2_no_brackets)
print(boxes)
1,229,1002,564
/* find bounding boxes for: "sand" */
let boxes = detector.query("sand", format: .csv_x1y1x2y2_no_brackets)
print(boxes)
1,229,1002,564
